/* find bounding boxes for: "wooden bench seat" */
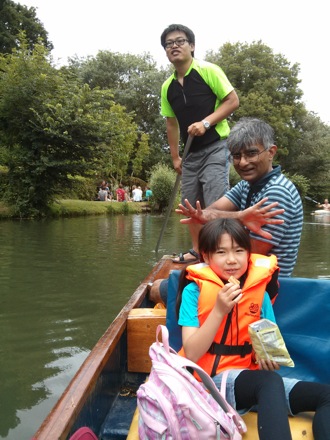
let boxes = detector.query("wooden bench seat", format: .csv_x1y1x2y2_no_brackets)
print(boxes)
128,407,314,439
127,308,166,373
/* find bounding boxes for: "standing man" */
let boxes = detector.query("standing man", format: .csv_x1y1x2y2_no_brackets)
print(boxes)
160,24,239,263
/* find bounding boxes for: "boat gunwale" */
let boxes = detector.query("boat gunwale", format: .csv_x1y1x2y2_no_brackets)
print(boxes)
33,256,174,440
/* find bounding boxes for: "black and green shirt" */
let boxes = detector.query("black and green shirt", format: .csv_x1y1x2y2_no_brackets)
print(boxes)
161,58,234,152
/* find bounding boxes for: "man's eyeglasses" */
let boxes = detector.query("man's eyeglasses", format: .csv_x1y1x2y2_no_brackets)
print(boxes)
230,148,268,164
164,38,189,49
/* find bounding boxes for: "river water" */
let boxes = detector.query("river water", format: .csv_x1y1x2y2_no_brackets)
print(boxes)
0,207,329,439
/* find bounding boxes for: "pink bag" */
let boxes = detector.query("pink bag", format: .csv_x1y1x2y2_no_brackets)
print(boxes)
137,325,247,439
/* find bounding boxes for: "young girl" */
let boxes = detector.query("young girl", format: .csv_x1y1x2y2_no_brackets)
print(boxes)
178,218,330,440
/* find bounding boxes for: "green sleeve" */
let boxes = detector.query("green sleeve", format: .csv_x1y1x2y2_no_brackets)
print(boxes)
160,75,176,117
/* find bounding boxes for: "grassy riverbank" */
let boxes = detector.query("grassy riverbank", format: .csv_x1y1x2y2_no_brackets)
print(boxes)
0,199,151,219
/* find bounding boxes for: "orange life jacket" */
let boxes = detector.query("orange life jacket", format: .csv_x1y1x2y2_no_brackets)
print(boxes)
181,254,278,377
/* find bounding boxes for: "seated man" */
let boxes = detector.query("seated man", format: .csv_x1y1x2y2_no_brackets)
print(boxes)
150,118,303,304
175,118,303,277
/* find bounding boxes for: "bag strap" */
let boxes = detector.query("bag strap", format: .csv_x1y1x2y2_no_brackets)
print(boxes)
221,369,229,395
210,310,233,377
156,323,171,352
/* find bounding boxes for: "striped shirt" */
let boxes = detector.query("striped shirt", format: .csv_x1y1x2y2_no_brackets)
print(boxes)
225,166,303,277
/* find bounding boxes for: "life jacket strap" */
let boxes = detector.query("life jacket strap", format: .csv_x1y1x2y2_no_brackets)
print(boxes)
208,341,252,358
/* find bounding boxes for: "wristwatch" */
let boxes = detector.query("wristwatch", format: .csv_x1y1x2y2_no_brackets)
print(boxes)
202,120,211,130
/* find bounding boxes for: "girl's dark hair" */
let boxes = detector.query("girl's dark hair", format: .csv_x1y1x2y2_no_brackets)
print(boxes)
199,218,251,258
176,219,251,317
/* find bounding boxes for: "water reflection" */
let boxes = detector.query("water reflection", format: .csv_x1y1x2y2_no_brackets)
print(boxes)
0,214,191,439
293,211,330,278
0,209,329,439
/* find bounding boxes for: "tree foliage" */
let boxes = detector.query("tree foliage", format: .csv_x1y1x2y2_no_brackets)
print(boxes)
0,11,329,216
282,112,330,199
206,41,306,152
69,51,171,178
131,132,150,177
206,41,330,196
0,38,137,217
0,0,53,54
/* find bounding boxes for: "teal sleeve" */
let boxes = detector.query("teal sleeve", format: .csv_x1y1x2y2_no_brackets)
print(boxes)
178,282,200,327
261,293,276,323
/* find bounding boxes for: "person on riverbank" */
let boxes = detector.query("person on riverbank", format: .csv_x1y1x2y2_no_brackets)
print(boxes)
145,186,153,201
149,118,303,304
160,23,239,264
177,218,330,440
98,180,111,201
116,184,126,202
98,188,108,201
133,186,143,202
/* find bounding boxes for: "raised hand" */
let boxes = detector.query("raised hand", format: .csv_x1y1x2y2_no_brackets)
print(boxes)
175,199,208,224
175,197,285,240
238,198,285,239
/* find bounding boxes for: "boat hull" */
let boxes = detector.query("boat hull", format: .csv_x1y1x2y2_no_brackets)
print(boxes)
32,257,329,440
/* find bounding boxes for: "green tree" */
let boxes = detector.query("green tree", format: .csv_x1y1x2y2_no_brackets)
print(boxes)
205,41,330,197
282,112,330,198
0,0,53,54
206,41,307,154
0,38,137,217
131,132,150,177
69,51,170,177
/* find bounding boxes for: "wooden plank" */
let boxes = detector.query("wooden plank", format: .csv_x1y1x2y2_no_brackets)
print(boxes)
127,408,140,440
127,308,166,372
127,408,314,439
243,411,313,439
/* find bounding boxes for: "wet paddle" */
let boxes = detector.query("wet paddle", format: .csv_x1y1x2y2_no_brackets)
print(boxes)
155,135,194,254
305,196,319,204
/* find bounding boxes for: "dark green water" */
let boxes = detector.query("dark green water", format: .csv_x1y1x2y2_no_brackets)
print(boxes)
0,208,329,439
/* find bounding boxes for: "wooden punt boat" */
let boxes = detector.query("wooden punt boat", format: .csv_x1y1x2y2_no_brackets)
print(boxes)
32,256,329,440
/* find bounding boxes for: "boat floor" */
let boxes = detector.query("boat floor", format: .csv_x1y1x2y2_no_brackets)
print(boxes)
101,387,137,439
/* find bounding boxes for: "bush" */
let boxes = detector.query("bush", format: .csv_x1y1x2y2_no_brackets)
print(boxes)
229,164,241,187
149,164,177,211
48,199,143,218
283,172,310,199
54,176,99,201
